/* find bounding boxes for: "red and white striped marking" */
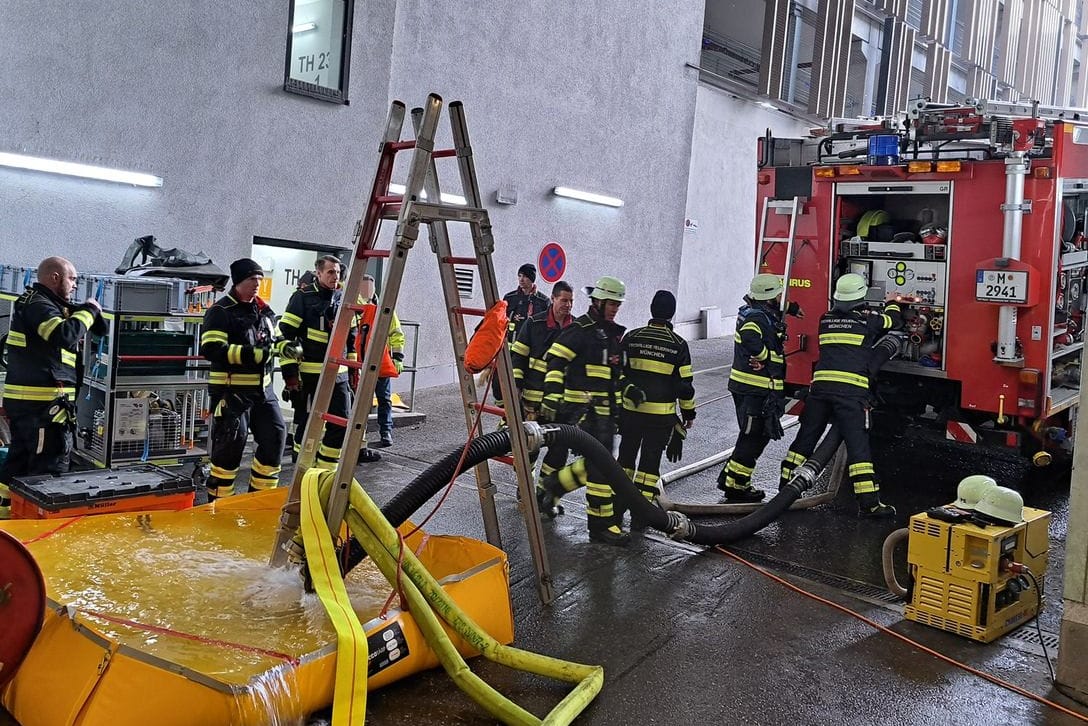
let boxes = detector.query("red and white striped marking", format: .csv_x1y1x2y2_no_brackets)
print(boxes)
945,420,978,444
785,398,804,416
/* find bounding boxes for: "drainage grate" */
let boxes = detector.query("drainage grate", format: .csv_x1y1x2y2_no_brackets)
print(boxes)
1008,626,1061,651
726,547,904,605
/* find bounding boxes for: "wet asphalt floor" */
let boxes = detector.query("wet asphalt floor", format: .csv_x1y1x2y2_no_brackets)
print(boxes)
4,336,1086,725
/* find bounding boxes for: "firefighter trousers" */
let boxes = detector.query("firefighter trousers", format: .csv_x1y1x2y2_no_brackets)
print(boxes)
207,386,287,499
551,409,619,533
291,375,351,469
721,393,772,491
0,400,73,518
617,410,672,506
780,393,877,496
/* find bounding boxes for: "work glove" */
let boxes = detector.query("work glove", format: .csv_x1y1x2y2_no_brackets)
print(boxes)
538,396,559,423
762,391,786,440
622,384,647,408
281,375,301,403
666,419,686,463
348,368,360,392
392,351,404,375
279,339,304,362
680,407,696,429
786,301,804,318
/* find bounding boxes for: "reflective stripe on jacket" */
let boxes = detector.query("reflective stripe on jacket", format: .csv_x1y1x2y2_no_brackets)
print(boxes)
810,302,902,398
621,320,695,417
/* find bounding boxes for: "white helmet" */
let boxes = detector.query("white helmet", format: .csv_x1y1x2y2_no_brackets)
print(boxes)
974,486,1024,525
954,475,997,510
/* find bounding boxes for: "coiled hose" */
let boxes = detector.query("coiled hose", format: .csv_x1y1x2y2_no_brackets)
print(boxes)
343,424,845,572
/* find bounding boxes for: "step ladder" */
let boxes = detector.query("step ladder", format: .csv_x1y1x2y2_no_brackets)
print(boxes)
270,94,554,604
755,196,802,309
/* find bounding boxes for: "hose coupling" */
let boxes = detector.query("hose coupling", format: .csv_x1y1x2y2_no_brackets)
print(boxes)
521,420,546,455
665,511,694,540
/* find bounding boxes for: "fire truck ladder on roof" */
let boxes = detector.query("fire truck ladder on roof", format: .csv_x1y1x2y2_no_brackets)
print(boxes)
269,94,554,604
756,195,802,308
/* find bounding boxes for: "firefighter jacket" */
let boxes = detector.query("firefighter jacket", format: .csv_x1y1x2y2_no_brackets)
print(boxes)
277,282,356,380
543,305,625,418
200,293,284,392
621,320,696,419
502,286,550,341
810,302,902,398
728,301,787,396
3,283,106,406
510,308,573,405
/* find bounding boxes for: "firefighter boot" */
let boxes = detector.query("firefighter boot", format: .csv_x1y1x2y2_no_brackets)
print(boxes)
716,465,766,503
536,479,565,519
588,524,630,547
858,492,896,518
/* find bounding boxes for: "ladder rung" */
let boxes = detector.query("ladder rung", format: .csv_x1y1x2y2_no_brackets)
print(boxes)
432,148,457,158
453,306,487,317
332,357,364,369
388,140,416,151
360,249,390,258
321,413,348,427
762,237,791,243
768,199,799,209
493,455,514,465
441,256,478,265
376,195,403,204
472,402,505,416
344,303,366,312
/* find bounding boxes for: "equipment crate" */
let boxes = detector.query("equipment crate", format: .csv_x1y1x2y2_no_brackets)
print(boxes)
10,464,195,519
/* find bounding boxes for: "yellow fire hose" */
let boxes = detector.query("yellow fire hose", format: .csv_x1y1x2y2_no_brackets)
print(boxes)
299,468,603,725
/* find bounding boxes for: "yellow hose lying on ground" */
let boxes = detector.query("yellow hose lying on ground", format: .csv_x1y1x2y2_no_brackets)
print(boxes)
312,470,604,725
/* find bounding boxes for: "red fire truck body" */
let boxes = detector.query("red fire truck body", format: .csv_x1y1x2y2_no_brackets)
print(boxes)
755,100,1088,461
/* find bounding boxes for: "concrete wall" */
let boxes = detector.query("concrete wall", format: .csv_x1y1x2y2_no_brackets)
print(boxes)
677,84,812,339
1,0,705,387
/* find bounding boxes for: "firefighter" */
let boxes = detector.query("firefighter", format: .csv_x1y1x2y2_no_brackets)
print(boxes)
493,263,551,407
617,290,696,528
0,257,106,519
359,273,403,449
779,273,902,517
510,280,575,489
718,273,803,502
537,276,629,546
200,258,296,500
278,255,380,468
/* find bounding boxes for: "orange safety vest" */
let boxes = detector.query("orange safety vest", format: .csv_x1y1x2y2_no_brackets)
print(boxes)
355,303,399,378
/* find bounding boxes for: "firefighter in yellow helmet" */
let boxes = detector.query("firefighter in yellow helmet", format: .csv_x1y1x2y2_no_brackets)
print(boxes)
779,273,903,516
536,276,630,546
718,273,803,502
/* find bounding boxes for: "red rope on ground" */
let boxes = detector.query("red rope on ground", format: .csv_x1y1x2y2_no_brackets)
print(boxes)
78,608,300,665
20,516,86,545
713,545,1088,724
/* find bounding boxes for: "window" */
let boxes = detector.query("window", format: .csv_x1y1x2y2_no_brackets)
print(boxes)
283,0,354,104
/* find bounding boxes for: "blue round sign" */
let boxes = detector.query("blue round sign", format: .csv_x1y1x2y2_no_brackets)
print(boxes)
538,242,566,283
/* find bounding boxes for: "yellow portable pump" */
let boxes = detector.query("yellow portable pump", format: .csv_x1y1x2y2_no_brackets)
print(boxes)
897,501,1050,643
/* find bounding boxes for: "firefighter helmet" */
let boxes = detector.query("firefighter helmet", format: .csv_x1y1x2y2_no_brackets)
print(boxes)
749,273,784,301
954,475,997,510
857,210,891,239
585,276,626,302
833,273,868,302
974,486,1024,525
920,224,948,245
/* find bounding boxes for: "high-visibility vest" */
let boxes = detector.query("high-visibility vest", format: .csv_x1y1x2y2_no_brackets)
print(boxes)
356,302,399,378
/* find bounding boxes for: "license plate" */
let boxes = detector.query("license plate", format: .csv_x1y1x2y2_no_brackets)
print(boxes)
976,269,1028,304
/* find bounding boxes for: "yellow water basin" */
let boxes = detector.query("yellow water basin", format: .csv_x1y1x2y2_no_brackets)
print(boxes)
1,488,513,725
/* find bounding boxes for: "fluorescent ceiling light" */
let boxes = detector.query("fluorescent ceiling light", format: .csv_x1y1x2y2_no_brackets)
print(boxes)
552,186,624,208
389,182,466,205
0,152,163,187
292,21,317,32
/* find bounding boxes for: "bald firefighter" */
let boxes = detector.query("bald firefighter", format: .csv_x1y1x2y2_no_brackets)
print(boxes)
617,290,696,529
718,273,803,502
536,276,630,546
0,256,106,518
779,273,902,517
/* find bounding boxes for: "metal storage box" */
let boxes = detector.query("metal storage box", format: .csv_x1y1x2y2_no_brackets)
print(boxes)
9,464,195,518
84,275,173,313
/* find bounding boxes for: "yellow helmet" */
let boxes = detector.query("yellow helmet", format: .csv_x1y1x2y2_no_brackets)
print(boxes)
585,276,626,302
749,274,784,301
857,210,891,239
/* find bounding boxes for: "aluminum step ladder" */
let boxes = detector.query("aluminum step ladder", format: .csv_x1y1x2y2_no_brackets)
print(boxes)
755,195,802,309
270,94,554,604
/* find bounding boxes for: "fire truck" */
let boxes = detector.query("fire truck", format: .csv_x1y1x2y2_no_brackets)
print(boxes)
755,98,1088,467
